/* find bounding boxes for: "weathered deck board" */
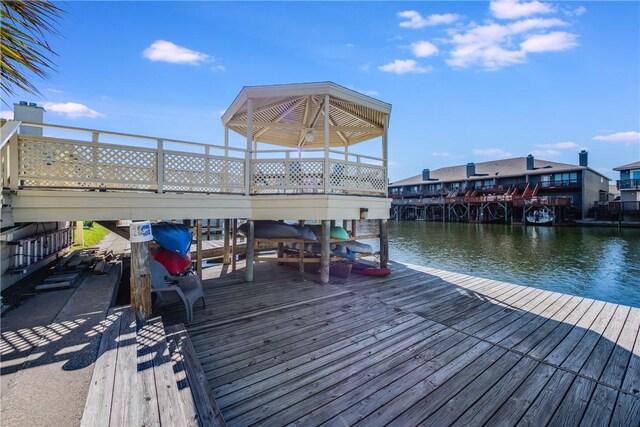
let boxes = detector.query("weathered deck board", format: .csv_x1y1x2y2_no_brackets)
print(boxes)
165,260,640,426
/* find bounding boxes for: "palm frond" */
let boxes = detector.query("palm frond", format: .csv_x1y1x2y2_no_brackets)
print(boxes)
1,0,64,97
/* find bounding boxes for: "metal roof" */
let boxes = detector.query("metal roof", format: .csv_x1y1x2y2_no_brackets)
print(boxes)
390,157,611,187
221,82,392,148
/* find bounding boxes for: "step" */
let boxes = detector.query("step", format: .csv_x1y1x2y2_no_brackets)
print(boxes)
166,324,227,427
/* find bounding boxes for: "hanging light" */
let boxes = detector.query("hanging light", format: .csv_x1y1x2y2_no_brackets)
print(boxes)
304,129,315,143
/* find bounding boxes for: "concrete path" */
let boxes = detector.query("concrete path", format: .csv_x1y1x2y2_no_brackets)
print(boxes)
0,235,124,427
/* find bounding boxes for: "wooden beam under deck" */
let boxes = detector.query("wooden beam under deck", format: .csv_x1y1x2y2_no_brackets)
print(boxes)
157,261,640,426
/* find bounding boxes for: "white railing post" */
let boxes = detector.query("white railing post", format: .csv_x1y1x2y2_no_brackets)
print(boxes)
324,94,330,194
157,139,164,193
284,151,290,193
9,134,19,191
91,131,99,186
245,99,253,196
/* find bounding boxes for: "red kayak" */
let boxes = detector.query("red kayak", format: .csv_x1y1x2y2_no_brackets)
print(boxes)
151,247,192,275
352,267,391,276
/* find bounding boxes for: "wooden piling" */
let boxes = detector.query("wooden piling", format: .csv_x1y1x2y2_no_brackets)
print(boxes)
195,219,203,280
223,219,231,265
320,220,330,284
130,240,152,319
245,220,254,282
379,219,388,269
231,219,237,272
351,219,357,237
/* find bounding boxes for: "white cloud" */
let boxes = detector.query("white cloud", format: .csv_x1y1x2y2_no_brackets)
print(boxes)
43,102,104,118
210,65,225,72
411,41,439,58
360,63,370,72
531,149,561,158
564,6,586,18
490,0,554,20
432,151,454,157
473,147,513,157
143,40,209,65
593,131,640,144
446,17,574,70
378,59,432,74
521,31,578,53
398,11,460,29
46,88,64,94
536,141,579,149
345,43,355,48
0,111,14,120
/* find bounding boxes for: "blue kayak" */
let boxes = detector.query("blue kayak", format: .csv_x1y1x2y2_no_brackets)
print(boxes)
151,222,192,255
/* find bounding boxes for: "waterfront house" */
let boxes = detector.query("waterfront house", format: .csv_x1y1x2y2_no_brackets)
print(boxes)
389,153,610,223
611,160,640,221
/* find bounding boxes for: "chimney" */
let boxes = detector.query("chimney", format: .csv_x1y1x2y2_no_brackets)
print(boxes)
422,169,430,181
466,162,475,177
526,154,535,170
13,101,44,136
579,150,588,167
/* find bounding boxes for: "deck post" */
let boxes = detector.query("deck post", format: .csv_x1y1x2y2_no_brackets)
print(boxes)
379,219,388,268
351,219,357,237
223,219,231,264
131,240,152,320
245,99,253,196
156,139,164,193
231,219,237,272
323,94,330,194
245,220,254,282
320,220,330,284
75,221,84,247
196,219,203,280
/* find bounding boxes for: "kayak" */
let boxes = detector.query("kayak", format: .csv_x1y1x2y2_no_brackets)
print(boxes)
151,247,192,275
308,225,350,240
237,220,317,241
334,241,373,254
151,222,192,255
353,267,391,276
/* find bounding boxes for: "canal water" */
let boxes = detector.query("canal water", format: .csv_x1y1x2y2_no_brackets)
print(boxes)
387,221,640,308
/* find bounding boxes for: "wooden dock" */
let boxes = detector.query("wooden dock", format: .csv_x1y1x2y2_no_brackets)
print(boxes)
160,260,640,426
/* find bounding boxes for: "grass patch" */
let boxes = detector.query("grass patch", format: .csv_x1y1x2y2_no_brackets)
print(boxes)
72,223,110,250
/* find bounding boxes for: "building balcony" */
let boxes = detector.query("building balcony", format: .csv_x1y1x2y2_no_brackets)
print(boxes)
617,179,640,191
539,179,581,190
609,201,640,213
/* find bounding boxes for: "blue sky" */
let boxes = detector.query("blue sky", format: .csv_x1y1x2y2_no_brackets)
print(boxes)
2,1,639,182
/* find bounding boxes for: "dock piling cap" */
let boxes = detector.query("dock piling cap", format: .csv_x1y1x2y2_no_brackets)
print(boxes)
130,221,153,243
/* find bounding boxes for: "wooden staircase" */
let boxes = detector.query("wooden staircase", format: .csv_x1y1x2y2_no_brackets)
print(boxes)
82,306,225,427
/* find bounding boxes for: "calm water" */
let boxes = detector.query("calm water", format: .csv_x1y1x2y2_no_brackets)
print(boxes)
387,221,640,308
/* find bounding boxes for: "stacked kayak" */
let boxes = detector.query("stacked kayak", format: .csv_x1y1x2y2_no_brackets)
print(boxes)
237,220,316,241
150,222,193,275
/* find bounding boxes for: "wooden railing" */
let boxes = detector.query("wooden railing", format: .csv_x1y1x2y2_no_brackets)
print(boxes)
609,201,640,212
2,121,387,197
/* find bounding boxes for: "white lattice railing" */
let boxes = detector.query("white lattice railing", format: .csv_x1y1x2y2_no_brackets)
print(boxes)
3,121,387,197
251,152,386,196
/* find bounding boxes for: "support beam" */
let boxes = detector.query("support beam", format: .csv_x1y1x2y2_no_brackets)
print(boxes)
131,240,152,319
245,220,254,282
223,218,231,264
323,94,330,193
351,219,357,237
320,220,330,284
231,219,237,272
75,221,84,247
379,219,388,269
245,99,253,196
195,219,203,280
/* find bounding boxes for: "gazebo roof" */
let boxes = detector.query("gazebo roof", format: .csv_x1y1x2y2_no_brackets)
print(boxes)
221,82,391,148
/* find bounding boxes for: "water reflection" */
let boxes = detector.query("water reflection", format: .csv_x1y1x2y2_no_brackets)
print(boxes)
388,221,640,308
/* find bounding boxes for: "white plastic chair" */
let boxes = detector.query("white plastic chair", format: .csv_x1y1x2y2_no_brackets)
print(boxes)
150,259,205,324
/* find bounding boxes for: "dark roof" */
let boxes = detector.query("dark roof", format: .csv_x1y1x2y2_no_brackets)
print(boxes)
613,161,640,171
390,156,610,187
